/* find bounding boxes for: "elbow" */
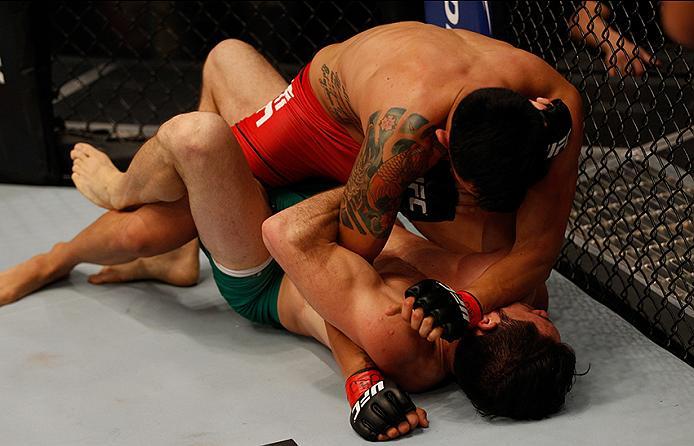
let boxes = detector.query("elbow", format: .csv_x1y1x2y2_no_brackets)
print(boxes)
564,87,584,123
539,259,555,282
572,92,584,124
261,213,292,260
514,240,560,280
530,252,556,282
538,249,560,281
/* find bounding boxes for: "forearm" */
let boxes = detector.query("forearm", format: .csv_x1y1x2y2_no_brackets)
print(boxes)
263,188,384,347
466,249,555,312
326,322,376,379
337,200,389,262
337,105,443,263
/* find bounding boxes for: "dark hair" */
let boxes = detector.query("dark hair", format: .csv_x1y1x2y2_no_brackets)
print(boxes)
454,312,576,420
449,88,547,213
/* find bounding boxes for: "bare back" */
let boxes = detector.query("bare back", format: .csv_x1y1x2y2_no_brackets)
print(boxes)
302,22,579,261
309,22,522,139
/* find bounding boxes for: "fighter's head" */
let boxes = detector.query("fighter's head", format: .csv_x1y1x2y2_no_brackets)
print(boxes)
437,87,567,213
453,302,576,419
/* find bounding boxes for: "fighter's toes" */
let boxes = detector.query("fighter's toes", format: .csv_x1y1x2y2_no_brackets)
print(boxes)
71,143,90,159
74,142,94,153
70,147,82,160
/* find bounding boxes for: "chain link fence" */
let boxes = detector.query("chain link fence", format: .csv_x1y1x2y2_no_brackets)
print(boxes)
506,0,693,364
49,1,693,365
50,2,412,141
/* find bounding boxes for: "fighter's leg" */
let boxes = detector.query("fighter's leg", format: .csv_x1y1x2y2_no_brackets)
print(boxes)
148,111,272,269
88,239,199,286
74,111,250,213
0,198,195,306
71,38,290,209
89,39,289,281
72,129,187,210
199,39,288,122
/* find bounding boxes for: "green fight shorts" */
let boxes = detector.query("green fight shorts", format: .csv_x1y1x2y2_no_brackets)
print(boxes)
200,181,336,328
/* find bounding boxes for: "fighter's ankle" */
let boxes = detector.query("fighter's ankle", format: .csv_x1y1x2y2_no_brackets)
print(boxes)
44,243,76,277
107,173,128,210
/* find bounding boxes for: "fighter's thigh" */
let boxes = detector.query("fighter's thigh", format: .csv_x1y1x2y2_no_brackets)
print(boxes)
158,112,271,269
202,39,288,124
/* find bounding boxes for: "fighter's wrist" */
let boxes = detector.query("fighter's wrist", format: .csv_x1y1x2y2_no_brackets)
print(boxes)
345,368,384,407
341,353,377,380
455,289,483,327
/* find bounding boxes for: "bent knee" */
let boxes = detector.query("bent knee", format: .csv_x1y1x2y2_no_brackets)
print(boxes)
158,112,231,161
206,39,256,65
204,39,257,76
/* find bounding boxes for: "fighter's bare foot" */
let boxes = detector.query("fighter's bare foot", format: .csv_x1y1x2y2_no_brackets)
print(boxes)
71,143,125,210
0,247,72,306
88,245,199,287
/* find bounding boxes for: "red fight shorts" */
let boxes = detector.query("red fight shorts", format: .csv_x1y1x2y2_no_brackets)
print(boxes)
231,63,361,187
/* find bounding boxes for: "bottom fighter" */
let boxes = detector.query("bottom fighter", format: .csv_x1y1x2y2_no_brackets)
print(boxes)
0,181,576,440
264,185,577,428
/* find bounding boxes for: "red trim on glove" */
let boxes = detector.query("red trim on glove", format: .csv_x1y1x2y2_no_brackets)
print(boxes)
456,290,483,327
345,368,384,407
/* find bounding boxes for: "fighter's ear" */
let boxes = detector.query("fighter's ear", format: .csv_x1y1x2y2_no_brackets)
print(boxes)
435,129,450,149
476,315,499,332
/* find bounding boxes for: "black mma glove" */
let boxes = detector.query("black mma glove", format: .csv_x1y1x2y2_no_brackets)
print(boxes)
345,368,417,441
400,159,458,222
405,279,483,342
539,98,573,160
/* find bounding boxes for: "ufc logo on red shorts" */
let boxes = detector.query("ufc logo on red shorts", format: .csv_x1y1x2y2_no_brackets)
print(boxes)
255,84,295,127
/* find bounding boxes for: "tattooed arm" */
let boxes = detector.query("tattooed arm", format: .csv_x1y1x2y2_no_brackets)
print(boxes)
338,107,445,261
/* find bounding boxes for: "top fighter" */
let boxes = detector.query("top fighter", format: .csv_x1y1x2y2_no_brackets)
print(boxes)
68,21,583,321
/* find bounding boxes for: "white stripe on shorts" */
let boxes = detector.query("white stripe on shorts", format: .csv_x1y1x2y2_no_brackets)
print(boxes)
213,256,274,278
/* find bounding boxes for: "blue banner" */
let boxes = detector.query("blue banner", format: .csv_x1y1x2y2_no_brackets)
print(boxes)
424,1,492,36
